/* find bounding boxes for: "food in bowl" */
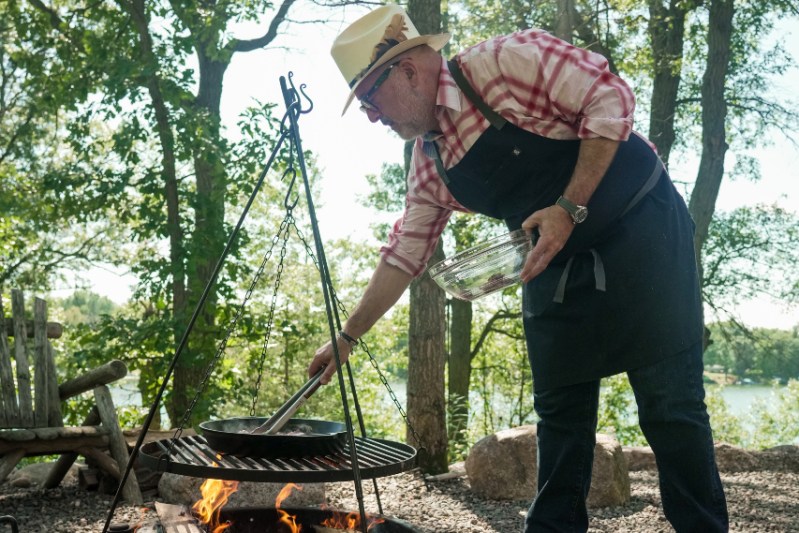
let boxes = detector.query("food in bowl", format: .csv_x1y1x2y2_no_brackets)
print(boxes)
428,229,534,301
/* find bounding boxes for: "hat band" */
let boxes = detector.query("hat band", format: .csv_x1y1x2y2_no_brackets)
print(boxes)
348,38,405,88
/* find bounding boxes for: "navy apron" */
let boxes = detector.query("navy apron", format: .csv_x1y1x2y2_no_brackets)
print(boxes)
430,60,703,391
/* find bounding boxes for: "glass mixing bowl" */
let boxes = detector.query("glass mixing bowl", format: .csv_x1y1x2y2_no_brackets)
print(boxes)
428,229,534,301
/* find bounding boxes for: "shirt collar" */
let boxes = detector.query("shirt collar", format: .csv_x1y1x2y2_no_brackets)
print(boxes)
425,57,461,141
436,56,462,112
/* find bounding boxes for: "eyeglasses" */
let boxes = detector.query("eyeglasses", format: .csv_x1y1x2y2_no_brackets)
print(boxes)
358,63,398,113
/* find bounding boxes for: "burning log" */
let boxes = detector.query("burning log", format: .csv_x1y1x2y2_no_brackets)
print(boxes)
184,479,392,532
192,478,240,532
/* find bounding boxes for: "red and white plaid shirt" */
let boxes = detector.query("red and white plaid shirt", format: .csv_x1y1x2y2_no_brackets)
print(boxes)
380,29,637,277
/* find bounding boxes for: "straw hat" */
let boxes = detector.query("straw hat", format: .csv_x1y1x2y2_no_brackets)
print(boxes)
331,5,450,114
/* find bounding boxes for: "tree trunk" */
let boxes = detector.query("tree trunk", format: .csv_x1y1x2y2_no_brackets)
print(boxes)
404,0,448,474
407,242,448,473
647,0,691,166
447,297,472,452
123,0,184,429
555,0,576,42
172,53,230,426
688,0,735,277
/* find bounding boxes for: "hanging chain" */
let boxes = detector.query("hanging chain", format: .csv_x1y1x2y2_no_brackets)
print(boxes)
291,222,427,450
252,131,301,412
166,95,426,453
169,212,292,440
250,214,292,414
171,130,300,441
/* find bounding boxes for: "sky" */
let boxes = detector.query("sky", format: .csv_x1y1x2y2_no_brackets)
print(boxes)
64,7,799,330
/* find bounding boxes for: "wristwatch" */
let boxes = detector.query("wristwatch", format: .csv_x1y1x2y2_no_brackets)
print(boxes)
555,196,588,224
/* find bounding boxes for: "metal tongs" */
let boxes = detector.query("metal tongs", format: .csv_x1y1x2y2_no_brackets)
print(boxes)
249,368,325,435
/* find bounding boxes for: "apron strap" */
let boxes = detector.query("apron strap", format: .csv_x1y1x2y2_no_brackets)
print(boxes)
553,249,607,304
427,60,509,184
619,156,665,218
423,139,451,184
447,59,507,130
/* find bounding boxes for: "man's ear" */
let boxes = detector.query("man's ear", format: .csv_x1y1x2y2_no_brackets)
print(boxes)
397,57,419,86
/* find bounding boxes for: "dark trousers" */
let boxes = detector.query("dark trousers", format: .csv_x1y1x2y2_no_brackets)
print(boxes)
525,342,729,532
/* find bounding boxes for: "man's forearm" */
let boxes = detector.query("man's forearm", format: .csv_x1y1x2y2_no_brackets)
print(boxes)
341,259,414,339
563,137,620,205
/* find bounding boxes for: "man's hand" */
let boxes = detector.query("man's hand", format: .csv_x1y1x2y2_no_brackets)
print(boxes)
520,204,575,283
310,336,353,385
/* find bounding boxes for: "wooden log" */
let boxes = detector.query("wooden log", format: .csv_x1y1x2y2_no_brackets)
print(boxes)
78,466,100,491
33,298,49,427
11,290,34,427
0,428,37,442
0,425,110,442
95,385,143,504
44,407,101,489
0,432,110,455
45,342,63,427
124,427,196,448
59,360,128,400
4,318,62,339
79,446,122,480
0,450,25,484
0,294,20,427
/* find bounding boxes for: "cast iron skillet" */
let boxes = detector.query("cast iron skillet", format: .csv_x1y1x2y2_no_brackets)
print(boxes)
199,417,346,458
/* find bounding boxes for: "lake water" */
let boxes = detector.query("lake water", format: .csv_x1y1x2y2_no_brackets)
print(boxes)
110,375,788,437
382,381,786,417
717,385,784,418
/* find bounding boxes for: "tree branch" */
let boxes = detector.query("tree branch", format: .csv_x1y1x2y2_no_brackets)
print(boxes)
27,0,85,51
233,0,298,53
470,309,522,359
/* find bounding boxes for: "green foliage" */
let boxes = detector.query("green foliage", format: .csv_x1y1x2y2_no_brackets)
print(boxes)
702,206,799,320
706,380,799,449
597,374,647,446
468,309,534,433
705,323,799,382
705,385,747,445
746,380,799,449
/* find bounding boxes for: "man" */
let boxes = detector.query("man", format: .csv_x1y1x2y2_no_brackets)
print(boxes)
309,5,729,532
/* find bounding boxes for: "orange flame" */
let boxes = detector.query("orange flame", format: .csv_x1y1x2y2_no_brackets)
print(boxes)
321,513,386,531
276,483,303,533
192,477,240,533
320,504,386,531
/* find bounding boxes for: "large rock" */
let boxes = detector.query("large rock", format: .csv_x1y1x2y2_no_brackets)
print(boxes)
758,445,799,472
713,442,759,472
158,472,325,508
623,442,799,473
588,434,630,508
6,461,80,488
464,426,630,508
465,425,537,501
624,445,656,471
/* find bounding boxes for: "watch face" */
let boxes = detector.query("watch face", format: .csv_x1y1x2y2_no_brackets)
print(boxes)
556,196,588,223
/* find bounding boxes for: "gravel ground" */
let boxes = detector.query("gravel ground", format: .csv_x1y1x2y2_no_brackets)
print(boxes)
1,468,798,532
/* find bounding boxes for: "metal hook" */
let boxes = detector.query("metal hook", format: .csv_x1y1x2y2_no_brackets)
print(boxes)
282,165,300,210
287,72,314,114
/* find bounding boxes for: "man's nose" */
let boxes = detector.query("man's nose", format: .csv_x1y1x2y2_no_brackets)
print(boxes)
365,108,382,123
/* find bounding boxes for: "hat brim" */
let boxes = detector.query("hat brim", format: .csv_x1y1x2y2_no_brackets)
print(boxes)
341,33,451,115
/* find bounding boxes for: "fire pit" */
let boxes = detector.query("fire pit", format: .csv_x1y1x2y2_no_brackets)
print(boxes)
152,501,420,533
216,507,418,532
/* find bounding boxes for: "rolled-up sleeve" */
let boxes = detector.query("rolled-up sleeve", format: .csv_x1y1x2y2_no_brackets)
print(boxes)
380,142,462,277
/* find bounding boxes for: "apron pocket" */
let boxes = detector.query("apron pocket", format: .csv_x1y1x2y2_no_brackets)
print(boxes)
523,263,566,318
